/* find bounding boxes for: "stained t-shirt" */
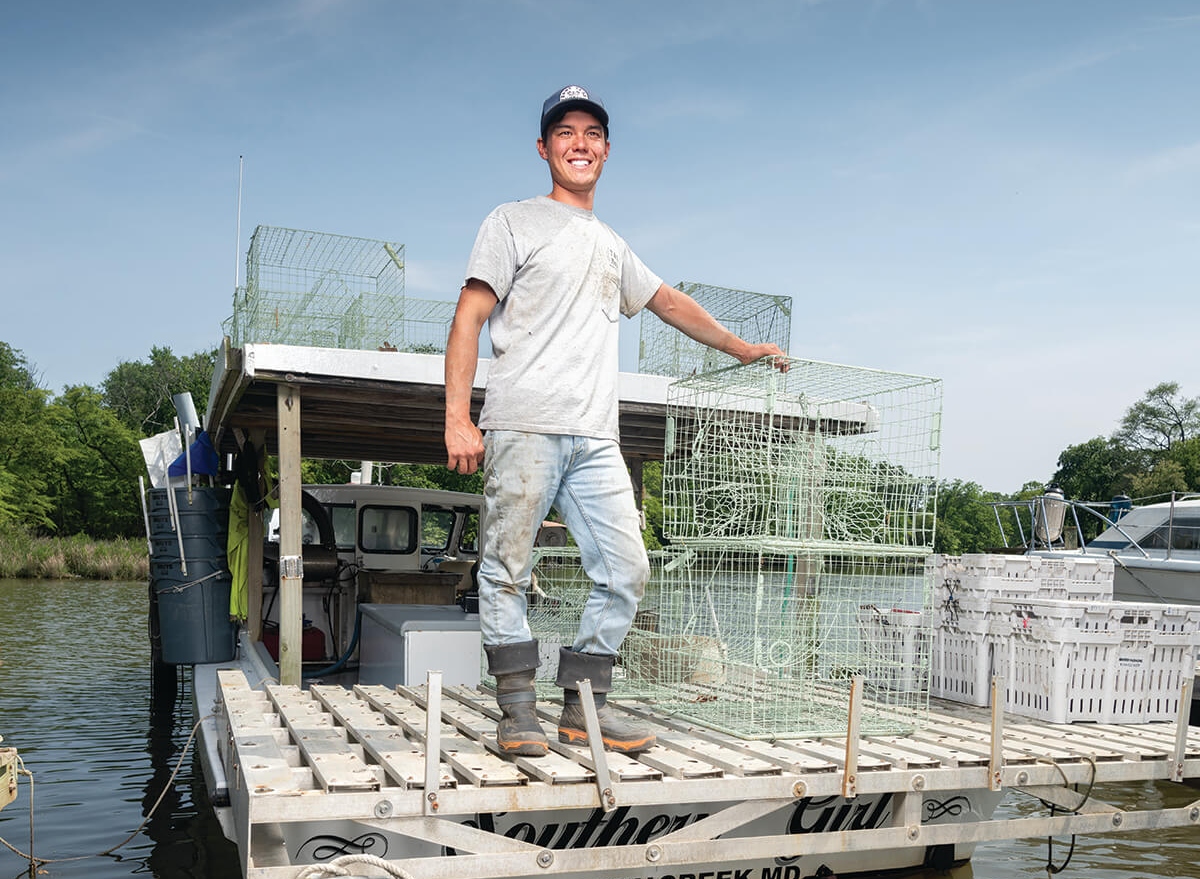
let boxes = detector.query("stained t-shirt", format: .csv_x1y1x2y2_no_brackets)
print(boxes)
465,196,662,441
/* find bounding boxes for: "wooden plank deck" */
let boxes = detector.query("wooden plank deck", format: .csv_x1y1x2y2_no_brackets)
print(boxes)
215,668,1200,879
218,668,1200,806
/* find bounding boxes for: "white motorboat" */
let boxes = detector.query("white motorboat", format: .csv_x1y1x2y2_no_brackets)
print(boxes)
993,491,1200,605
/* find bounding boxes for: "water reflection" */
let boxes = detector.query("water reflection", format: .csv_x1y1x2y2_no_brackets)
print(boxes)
0,579,239,878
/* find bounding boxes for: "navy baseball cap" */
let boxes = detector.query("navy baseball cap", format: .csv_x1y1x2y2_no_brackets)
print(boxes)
540,85,609,140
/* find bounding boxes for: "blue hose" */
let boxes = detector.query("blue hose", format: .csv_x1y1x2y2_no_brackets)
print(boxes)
301,608,362,679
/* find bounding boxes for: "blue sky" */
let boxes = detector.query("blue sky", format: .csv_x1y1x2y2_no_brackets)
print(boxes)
2,1,1197,492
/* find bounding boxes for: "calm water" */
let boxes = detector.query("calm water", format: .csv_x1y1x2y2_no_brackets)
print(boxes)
0,579,239,878
0,578,1197,879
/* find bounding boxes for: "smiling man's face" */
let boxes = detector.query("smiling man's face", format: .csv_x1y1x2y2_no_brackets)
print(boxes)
538,109,610,207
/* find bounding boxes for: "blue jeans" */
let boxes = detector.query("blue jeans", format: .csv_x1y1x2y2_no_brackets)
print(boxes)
477,431,650,656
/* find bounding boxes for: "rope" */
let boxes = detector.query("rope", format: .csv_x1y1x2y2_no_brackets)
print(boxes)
1110,552,1170,603
155,569,225,594
0,753,35,865
296,853,416,878
1032,755,1097,876
0,715,211,870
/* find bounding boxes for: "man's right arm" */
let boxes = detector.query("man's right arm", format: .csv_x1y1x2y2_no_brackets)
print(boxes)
444,279,499,475
645,283,787,368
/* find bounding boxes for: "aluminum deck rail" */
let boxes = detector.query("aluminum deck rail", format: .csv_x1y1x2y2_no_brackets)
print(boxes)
215,669,1200,879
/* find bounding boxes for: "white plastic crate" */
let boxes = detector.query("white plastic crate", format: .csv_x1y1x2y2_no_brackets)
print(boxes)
1063,556,1115,582
935,594,992,625
993,598,1200,638
928,553,1114,603
929,617,998,707
959,553,1043,579
1106,603,1200,635
1141,636,1198,721
993,622,1197,723
991,598,1113,635
858,606,929,694
1031,576,1112,601
927,560,1197,718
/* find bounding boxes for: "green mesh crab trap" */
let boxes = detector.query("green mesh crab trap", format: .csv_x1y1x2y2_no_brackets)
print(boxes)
526,548,671,697
623,547,932,738
663,358,942,551
638,358,943,737
525,547,933,737
228,225,455,353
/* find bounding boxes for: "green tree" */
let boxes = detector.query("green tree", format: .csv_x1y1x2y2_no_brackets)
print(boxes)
300,458,361,485
291,459,485,496
0,341,41,391
1113,382,1200,456
0,467,20,526
0,342,61,530
1051,437,1136,502
932,479,1005,554
47,385,145,538
1129,459,1188,500
102,346,217,436
640,460,664,550
1162,436,1200,491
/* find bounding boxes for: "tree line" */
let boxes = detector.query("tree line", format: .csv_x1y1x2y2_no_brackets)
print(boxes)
0,342,215,540
1,339,1196,557
921,381,1200,553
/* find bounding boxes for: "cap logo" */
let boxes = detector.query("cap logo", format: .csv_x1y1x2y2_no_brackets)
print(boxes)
559,85,589,101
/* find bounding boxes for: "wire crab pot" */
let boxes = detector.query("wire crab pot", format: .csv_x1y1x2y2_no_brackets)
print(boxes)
228,225,455,353
643,358,942,737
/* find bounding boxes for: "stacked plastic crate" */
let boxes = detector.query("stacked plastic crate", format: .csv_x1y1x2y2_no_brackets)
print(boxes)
929,553,1200,722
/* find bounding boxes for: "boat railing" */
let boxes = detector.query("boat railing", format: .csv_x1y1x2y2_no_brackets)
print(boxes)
989,491,1200,559
1159,491,1200,561
989,495,1142,556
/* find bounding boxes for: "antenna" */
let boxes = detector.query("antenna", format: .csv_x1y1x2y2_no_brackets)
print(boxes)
234,155,244,291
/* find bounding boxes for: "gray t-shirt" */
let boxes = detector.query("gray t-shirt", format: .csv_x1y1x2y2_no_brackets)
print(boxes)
465,196,662,441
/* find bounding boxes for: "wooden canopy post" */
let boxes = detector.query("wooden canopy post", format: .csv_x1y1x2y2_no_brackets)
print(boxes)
629,457,645,530
276,384,304,687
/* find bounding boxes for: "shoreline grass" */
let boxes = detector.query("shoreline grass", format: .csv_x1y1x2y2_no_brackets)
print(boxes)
0,528,150,581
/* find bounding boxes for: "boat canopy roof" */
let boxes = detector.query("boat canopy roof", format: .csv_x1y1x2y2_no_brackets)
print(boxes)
203,342,879,467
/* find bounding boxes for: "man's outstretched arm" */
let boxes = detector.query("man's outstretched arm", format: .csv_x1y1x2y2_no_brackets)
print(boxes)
444,279,498,474
645,283,788,367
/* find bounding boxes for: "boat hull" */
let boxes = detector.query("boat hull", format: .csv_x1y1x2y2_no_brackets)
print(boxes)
1111,556,1200,604
220,795,997,878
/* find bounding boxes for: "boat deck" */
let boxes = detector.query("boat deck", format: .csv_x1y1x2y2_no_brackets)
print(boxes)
214,667,1200,879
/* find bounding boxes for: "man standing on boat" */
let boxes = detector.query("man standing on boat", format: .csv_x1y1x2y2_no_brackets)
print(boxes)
444,84,786,757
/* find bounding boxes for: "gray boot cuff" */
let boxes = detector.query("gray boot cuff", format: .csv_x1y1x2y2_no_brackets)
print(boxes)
555,647,614,693
484,639,541,676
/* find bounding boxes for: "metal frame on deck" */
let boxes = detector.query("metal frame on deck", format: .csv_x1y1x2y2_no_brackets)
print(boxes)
215,668,1200,879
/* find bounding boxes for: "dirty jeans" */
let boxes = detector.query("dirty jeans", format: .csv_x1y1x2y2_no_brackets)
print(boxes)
477,430,650,656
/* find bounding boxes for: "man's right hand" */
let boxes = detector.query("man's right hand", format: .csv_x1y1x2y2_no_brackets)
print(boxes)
445,419,485,475
443,279,498,476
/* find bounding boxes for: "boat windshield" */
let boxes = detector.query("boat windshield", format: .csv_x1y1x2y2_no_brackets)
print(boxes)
1093,509,1200,553
1139,514,1200,551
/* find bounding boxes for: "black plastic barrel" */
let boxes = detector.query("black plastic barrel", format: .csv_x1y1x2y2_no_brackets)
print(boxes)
148,486,237,665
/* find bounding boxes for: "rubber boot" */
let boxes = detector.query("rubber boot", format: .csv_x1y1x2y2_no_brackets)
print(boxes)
484,640,549,757
556,647,656,754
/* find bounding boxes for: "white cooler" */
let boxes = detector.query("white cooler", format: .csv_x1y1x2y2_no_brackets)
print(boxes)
358,604,481,688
